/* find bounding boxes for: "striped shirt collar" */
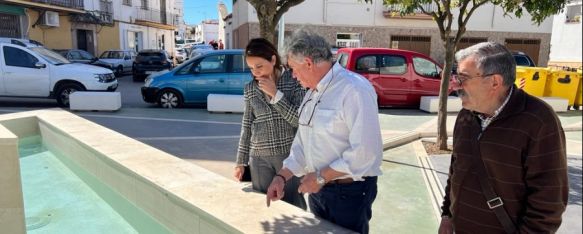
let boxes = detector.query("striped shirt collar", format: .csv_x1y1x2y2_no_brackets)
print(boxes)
477,86,514,131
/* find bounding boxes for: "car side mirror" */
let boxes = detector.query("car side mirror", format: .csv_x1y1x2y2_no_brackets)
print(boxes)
34,62,46,69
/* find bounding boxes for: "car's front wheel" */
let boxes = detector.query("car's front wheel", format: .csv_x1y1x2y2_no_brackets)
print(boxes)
56,83,85,107
157,89,182,108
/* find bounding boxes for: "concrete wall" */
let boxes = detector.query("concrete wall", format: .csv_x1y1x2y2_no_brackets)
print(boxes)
549,1,582,67
0,110,350,234
237,1,552,33
26,10,74,49
97,22,121,56
0,116,39,234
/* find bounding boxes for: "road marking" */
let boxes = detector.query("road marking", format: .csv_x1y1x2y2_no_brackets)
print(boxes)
79,114,241,125
136,135,240,141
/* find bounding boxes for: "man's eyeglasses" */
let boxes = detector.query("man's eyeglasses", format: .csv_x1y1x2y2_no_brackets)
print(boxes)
454,73,495,85
298,92,319,127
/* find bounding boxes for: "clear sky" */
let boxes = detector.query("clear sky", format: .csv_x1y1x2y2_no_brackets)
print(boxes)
183,0,232,25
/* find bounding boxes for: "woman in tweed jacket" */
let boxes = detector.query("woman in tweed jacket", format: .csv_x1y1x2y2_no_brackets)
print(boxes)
234,38,307,209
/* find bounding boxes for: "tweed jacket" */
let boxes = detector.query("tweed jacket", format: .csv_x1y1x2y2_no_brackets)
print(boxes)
441,86,568,233
236,70,306,165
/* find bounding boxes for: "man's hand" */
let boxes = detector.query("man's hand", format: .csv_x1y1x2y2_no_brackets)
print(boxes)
298,172,323,194
256,77,277,98
233,166,244,181
438,216,453,234
266,175,285,207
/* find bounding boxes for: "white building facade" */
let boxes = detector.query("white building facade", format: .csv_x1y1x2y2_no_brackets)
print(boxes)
549,0,582,68
114,0,177,53
194,19,219,44
174,0,186,42
231,1,555,66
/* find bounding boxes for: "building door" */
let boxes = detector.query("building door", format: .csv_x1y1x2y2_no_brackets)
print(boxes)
457,37,488,51
76,29,94,55
505,39,541,66
390,36,431,57
0,13,20,38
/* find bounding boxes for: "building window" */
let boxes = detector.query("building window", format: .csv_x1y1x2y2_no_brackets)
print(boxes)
123,0,132,6
141,0,148,10
336,33,362,48
0,13,21,38
566,4,581,23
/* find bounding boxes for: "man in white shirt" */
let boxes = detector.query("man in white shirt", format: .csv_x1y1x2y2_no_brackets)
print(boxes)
266,30,383,234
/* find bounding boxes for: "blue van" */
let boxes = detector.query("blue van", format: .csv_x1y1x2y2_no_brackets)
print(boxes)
141,49,252,108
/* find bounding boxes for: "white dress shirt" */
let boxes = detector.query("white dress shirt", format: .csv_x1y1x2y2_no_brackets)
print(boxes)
283,62,383,181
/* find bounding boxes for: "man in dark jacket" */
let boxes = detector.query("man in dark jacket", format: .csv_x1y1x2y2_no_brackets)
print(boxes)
439,42,568,234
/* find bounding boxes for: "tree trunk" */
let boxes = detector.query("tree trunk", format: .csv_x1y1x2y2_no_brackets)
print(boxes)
259,18,277,45
436,40,456,150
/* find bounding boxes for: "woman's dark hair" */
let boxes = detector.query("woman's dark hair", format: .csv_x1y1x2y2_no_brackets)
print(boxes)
245,38,281,69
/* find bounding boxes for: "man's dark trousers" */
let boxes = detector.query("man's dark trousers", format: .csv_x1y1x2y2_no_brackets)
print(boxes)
308,176,378,234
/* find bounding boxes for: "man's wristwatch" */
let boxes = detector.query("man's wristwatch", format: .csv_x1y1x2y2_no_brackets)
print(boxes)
316,170,326,186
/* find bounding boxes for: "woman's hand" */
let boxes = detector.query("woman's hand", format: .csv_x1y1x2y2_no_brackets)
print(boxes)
233,165,245,181
256,77,277,98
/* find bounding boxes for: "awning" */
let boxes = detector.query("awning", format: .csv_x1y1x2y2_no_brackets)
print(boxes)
0,3,25,15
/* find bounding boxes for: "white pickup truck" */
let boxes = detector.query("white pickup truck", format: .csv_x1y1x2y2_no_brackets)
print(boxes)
0,38,118,107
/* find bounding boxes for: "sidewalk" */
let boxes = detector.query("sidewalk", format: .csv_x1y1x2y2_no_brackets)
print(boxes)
370,110,583,233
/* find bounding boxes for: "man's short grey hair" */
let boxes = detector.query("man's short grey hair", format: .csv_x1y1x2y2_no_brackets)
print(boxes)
284,29,333,64
455,42,516,86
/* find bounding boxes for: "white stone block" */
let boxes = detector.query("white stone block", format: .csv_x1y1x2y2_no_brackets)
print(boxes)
69,92,121,111
420,96,462,113
207,94,244,113
540,97,569,112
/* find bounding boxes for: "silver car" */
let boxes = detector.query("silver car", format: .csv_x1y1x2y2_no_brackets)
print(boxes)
99,50,137,76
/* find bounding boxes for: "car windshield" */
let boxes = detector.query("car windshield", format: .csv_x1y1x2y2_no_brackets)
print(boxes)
100,51,125,59
30,47,70,65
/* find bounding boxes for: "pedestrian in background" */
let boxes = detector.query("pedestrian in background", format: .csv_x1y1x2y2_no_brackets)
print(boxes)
439,42,568,234
234,38,307,210
266,30,383,234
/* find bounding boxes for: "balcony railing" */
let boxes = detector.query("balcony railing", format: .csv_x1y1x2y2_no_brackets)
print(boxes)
135,7,176,26
384,3,436,18
29,0,84,10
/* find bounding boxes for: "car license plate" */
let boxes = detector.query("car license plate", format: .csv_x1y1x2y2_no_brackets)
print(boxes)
145,71,155,74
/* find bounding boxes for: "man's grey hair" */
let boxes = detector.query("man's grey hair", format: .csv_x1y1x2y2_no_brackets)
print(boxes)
455,42,516,86
284,29,333,64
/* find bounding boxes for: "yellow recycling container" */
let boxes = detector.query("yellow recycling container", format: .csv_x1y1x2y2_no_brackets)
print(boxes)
514,66,548,97
574,71,583,109
543,70,581,106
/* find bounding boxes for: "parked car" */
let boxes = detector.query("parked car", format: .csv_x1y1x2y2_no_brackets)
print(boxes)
0,37,117,107
174,47,188,64
187,44,214,59
337,47,454,107
141,49,252,108
54,49,111,69
99,50,137,76
132,49,174,82
451,50,535,74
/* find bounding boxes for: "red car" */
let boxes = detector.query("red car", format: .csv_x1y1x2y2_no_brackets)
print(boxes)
337,48,454,107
